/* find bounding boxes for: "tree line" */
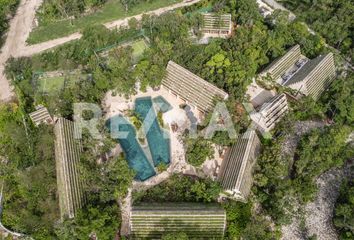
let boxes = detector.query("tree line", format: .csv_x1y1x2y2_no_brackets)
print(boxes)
2,0,353,238
0,0,19,46
281,0,354,63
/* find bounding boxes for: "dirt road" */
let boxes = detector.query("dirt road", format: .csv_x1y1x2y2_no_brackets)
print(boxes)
0,0,201,102
0,0,43,102
18,0,202,57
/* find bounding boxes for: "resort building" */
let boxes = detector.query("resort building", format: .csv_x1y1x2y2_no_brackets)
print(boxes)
250,93,289,133
130,203,226,238
218,130,261,201
260,45,336,100
29,106,53,126
201,13,232,38
260,44,303,81
283,52,336,100
162,61,228,116
54,118,85,220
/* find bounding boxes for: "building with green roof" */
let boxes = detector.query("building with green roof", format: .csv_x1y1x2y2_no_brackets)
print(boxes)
54,118,85,220
218,130,261,200
162,61,228,114
130,203,226,239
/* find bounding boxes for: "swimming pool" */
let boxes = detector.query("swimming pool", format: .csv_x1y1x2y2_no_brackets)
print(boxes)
106,115,156,181
153,96,173,113
135,97,171,166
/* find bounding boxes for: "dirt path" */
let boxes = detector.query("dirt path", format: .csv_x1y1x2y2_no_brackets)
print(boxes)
0,0,43,102
303,167,344,240
0,0,201,102
19,32,82,57
18,0,202,57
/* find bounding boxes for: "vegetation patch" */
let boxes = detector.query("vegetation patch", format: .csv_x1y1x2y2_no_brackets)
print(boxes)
28,0,182,43
133,174,222,203
0,0,20,46
282,0,353,62
34,70,87,94
334,179,354,239
97,36,149,62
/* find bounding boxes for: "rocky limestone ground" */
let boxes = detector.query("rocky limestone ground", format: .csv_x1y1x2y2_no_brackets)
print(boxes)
306,157,353,240
281,121,353,240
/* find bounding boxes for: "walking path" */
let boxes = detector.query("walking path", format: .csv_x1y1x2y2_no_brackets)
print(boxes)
0,0,43,102
19,0,202,57
0,0,202,102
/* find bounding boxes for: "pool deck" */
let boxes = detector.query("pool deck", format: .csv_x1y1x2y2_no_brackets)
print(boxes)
104,87,224,179
104,87,190,175
106,87,225,236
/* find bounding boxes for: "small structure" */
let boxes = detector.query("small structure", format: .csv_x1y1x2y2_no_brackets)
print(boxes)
250,93,289,133
246,79,276,108
218,130,261,201
54,118,85,220
161,61,228,116
29,106,53,126
130,203,226,238
283,53,336,100
201,13,232,38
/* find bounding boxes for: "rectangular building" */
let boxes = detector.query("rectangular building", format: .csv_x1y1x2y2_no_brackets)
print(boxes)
260,44,302,81
130,203,226,239
250,93,288,133
201,13,232,38
283,52,336,100
162,61,228,114
29,106,53,126
218,130,261,200
54,118,85,219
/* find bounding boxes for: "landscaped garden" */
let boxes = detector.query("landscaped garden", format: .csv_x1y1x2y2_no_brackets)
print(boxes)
34,70,87,94
1,0,353,239
96,36,149,62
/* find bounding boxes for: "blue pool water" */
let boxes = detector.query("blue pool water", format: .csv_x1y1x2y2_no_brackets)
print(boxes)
106,115,156,181
135,97,170,166
153,96,173,113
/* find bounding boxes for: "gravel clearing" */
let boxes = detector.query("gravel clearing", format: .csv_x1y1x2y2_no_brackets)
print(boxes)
305,158,353,240
281,121,353,240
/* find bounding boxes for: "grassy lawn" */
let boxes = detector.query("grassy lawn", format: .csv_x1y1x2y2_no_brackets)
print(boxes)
131,39,149,60
28,0,181,44
37,71,85,94
98,37,149,62
37,75,65,93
